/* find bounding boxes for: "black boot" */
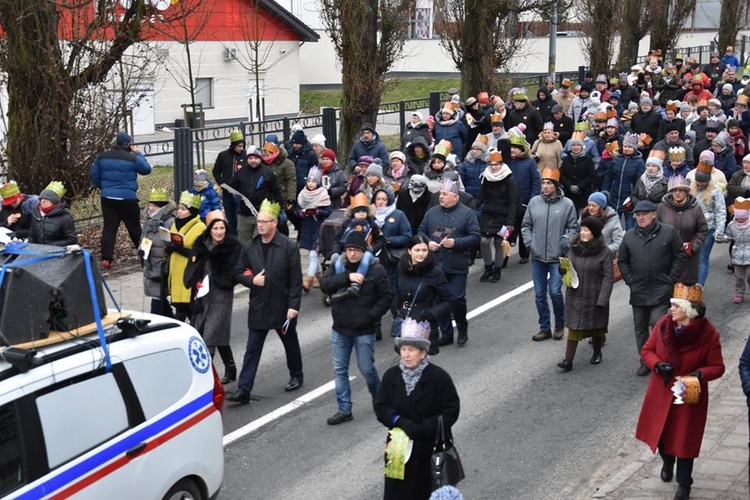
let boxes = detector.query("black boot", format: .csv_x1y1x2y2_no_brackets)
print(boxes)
479,265,493,282
220,362,237,384
557,359,573,371
490,267,502,283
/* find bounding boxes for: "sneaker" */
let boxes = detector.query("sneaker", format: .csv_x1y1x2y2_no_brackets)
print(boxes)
733,293,744,304
519,257,529,264
327,412,353,425
532,330,552,341
100,260,112,271
552,326,565,340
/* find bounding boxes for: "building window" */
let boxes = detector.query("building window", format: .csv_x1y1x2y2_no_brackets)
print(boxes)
411,8,432,39
195,77,213,108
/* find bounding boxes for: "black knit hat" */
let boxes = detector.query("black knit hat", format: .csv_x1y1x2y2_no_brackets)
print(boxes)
581,216,603,239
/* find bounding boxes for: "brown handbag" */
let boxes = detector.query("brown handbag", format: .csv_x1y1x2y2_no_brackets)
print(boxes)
612,257,622,282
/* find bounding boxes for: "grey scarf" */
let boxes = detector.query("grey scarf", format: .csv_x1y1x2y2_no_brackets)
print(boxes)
400,357,430,395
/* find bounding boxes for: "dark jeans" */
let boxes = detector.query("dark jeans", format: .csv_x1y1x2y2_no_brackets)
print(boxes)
632,304,669,360
659,443,694,487
100,197,141,261
150,297,174,318
221,192,239,236
237,319,304,394
438,272,468,339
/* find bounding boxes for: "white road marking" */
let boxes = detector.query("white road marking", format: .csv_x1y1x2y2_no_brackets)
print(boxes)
223,280,535,445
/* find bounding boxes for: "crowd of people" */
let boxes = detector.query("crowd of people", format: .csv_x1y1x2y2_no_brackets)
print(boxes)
6,48,750,498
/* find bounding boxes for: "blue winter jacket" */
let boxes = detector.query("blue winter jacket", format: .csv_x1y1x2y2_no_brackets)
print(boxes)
347,133,390,169
287,142,320,192
433,121,468,161
459,151,489,198
418,201,480,275
714,146,738,179
190,184,222,221
602,152,645,214
90,146,152,199
508,154,541,206
663,162,690,181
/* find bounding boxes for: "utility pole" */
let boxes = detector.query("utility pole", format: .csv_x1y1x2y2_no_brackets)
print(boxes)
549,0,558,81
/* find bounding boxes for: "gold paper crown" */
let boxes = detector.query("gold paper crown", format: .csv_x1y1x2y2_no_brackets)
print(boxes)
258,199,281,218
692,74,703,82
475,134,488,145
649,149,667,160
229,129,244,143
639,133,652,146
541,166,560,182
44,181,66,200
433,140,452,159
179,190,202,209
606,108,618,119
509,134,527,148
574,121,590,132
571,131,587,141
673,282,703,301
696,161,713,175
666,101,679,113
148,188,169,203
491,113,504,124
668,146,686,161
561,78,573,87
734,197,750,210
738,94,749,106
0,181,20,199
349,192,370,210
489,150,503,163
595,111,607,121
205,210,225,226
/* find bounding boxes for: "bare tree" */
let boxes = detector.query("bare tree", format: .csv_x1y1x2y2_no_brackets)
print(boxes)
320,0,415,164
575,0,623,74
718,0,750,57
0,0,188,196
649,0,695,58
616,0,649,70
434,0,555,98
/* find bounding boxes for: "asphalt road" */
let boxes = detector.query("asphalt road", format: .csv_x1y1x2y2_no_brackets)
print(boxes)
214,249,749,500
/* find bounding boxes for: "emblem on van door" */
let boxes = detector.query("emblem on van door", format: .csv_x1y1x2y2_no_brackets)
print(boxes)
188,336,210,374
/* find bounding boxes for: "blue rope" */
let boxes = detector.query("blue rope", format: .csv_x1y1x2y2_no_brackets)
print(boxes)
100,276,121,313
82,249,111,372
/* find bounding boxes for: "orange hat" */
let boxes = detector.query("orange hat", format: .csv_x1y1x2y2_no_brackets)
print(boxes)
349,192,370,209
672,282,703,301
649,149,667,161
205,210,226,226
541,166,560,182
489,151,503,163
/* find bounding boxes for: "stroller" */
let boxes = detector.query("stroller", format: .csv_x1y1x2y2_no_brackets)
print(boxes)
317,209,347,306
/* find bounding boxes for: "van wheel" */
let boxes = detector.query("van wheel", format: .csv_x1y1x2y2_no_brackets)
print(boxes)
163,478,203,500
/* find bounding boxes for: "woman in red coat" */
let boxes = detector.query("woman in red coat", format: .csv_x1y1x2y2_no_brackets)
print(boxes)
635,284,725,500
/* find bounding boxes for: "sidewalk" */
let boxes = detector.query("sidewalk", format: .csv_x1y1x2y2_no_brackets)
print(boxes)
592,362,749,499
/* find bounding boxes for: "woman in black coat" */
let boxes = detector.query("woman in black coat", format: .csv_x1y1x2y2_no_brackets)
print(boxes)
184,213,242,383
392,235,453,355
558,217,614,371
560,138,597,210
475,151,518,282
396,175,432,234
374,317,460,500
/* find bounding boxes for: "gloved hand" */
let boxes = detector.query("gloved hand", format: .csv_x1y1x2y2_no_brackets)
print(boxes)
417,310,434,323
655,362,674,387
559,236,570,255
687,370,702,380
164,242,177,253
570,185,579,194
683,242,693,256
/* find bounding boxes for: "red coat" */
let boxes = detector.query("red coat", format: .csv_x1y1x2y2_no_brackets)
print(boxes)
636,314,725,458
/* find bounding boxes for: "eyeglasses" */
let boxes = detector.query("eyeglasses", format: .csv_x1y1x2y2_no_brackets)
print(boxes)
257,219,277,225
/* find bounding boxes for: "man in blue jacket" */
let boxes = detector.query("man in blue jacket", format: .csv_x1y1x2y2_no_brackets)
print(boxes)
419,178,480,346
347,124,389,173
90,132,152,270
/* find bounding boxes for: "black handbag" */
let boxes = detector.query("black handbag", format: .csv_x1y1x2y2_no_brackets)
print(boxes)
391,277,425,338
382,245,406,266
431,415,465,490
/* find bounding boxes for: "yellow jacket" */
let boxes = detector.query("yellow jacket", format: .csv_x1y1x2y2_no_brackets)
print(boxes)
168,216,206,304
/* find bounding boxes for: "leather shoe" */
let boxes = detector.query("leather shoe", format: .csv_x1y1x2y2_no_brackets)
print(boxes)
285,376,303,392
457,331,468,346
660,463,674,483
636,364,651,377
590,352,602,365
674,485,690,500
226,390,251,405
552,326,565,340
532,330,552,341
327,412,353,425
557,359,573,371
438,336,454,346
519,257,529,264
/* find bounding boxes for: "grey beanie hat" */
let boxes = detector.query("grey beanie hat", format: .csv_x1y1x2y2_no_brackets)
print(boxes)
366,163,384,179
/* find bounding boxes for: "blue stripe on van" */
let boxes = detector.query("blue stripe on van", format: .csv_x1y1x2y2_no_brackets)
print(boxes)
15,389,214,499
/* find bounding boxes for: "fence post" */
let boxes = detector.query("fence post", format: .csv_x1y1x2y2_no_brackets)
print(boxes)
429,91,441,118
173,127,193,198
322,107,337,156
283,117,291,144
742,36,747,67
399,100,406,150
578,66,585,85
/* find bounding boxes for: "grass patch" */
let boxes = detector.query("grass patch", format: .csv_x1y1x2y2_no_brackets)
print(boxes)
300,77,461,114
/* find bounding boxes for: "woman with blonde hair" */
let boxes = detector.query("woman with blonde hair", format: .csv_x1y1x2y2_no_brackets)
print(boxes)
690,163,726,286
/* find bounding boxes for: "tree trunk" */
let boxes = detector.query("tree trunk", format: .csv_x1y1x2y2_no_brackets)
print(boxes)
719,0,742,55
337,0,382,170
460,0,497,97
588,0,619,74
649,0,670,54
616,0,645,70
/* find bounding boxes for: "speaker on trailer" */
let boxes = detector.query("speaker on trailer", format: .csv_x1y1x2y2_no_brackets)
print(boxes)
0,245,106,346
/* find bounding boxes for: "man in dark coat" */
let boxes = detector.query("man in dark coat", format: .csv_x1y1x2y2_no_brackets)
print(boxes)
319,231,392,425
90,132,152,269
347,123,390,172
418,178,480,346
227,201,304,404
616,76,641,109
212,130,247,235
617,200,686,377
506,91,544,145
551,104,574,146
228,145,283,243
631,98,662,142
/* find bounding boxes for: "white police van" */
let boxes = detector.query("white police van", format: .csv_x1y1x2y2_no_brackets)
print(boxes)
0,311,225,499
